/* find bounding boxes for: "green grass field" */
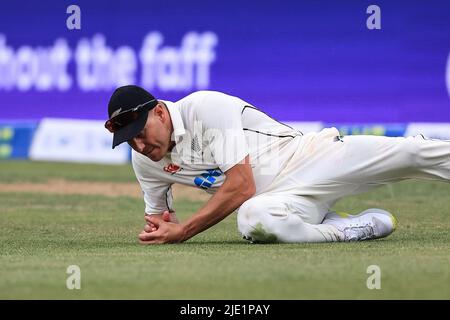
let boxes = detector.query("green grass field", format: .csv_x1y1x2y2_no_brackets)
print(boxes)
0,161,449,299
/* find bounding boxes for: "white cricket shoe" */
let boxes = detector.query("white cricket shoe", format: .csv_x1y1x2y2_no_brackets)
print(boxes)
322,208,398,241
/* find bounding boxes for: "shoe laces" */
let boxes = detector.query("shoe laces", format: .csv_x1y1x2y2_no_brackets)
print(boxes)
343,224,375,241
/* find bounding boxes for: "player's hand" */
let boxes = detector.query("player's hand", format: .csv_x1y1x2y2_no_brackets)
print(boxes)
139,215,186,244
143,210,179,232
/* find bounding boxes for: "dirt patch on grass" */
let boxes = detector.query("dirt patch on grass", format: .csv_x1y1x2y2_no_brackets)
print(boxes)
0,179,210,202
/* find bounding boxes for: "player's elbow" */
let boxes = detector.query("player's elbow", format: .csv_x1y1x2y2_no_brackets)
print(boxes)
238,179,256,201
225,160,256,202
247,180,256,199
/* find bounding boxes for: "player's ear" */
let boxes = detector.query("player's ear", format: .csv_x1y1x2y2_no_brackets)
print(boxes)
153,104,165,122
158,103,169,123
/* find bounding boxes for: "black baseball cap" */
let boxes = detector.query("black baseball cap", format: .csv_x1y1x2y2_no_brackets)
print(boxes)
106,85,158,149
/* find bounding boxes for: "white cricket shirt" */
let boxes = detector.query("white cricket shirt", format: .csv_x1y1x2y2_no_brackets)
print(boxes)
132,91,303,214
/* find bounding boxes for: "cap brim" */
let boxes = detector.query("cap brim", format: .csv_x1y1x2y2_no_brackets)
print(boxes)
112,111,148,149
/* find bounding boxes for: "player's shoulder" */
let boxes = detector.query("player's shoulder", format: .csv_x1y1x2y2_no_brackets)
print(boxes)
177,90,246,114
181,90,231,99
177,90,232,105
131,149,163,177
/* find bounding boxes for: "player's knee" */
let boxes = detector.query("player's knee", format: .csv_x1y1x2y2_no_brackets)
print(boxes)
237,198,278,243
237,198,263,233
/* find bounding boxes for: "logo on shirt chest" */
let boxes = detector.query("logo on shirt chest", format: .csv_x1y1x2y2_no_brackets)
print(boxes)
163,163,182,174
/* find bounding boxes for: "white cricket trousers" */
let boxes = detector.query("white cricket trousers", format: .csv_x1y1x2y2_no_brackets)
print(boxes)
237,128,450,243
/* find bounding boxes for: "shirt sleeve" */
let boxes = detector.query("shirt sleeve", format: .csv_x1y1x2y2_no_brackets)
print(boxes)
131,151,173,214
195,91,249,172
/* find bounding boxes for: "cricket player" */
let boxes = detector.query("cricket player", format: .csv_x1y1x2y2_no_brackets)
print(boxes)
105,85,450,244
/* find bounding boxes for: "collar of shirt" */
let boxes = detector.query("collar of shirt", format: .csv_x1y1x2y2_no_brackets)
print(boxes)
160,100,186,143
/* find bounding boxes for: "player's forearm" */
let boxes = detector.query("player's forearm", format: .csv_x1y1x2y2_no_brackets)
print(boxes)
180,180,255,241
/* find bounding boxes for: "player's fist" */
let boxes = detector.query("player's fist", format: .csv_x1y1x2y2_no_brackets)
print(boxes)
139,215,187,244
143,210,179,233
144,223,156,232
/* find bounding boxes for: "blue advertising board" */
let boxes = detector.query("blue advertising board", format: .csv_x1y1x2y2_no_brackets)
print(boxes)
0,122,37,159
0,0,449,123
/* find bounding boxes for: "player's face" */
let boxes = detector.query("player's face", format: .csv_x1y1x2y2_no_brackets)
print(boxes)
127,104,173,162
